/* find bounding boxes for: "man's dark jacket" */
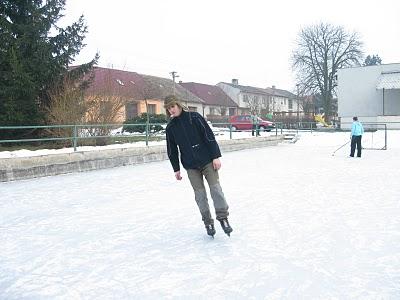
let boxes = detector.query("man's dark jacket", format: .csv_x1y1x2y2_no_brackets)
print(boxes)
166,111,221,172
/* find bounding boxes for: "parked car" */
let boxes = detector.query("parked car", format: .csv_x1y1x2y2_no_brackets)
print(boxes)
207,121,223,135
228,115,275,132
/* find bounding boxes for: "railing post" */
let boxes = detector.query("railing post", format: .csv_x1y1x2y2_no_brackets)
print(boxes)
384,123,387,150
73,125,77,151
229,124,233,140
145,122,149,146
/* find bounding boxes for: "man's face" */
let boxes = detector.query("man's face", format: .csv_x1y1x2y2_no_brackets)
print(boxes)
167,104,182,117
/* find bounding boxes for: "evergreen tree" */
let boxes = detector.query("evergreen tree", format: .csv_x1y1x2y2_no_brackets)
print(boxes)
0,0,97,137
363,54,382,66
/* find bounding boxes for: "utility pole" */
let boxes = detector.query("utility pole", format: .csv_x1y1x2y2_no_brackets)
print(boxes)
170,71,179,95
271,85,275,116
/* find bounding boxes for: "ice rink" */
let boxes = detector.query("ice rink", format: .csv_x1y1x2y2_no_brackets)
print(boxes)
1,131,400,299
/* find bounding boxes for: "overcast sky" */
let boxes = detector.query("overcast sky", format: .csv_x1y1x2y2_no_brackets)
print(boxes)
62,0,400,93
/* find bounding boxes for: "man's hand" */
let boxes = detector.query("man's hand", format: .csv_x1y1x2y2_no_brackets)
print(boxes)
212,158,221,170
174,171,182,180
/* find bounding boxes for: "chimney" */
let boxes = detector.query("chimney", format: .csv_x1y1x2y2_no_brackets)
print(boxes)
179,80,182,83
271,85,276,89
232,79,238,85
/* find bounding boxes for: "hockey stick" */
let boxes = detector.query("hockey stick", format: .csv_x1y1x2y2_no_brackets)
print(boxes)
332,140,350,156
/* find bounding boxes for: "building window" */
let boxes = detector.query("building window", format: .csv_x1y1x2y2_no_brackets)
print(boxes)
125,101,138,119
288,99,293,109
188,106,197,112
147,104,156,114
229,108,235,116
243,94,248,102
210,107,216,115
262,97,267,105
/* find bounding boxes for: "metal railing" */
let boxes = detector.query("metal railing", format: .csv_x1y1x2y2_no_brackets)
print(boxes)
2,121,393,152
0,123,156,151
0,122,286,151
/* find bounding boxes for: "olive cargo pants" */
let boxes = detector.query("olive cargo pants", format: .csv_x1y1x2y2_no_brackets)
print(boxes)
186,162,229,226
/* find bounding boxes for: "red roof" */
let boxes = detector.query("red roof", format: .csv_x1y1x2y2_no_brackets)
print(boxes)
85,67,146,99
179,82,238,107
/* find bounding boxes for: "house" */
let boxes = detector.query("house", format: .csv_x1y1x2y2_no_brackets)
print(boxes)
264,86,300,119
85,67,147,123
337,63,400,129
139,74,204,115
178,82,238,119
217,79,300,119
85,67,204,122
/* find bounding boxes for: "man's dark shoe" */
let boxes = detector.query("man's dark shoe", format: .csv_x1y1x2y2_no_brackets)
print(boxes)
219,218,233,236
205,224,216,237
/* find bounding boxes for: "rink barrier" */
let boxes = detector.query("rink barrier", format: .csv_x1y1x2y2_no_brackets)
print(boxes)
0,135,284,182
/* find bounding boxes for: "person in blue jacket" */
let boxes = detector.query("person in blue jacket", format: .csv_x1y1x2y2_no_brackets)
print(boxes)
164,95,232,237
350,116,364,157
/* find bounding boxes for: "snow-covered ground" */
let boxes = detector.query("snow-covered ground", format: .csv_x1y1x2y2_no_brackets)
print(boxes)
1,131,400,299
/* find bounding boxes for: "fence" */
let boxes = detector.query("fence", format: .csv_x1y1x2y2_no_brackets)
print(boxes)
0,123,283,152
1,121,395,152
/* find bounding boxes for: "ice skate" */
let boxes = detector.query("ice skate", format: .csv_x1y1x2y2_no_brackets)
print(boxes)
219,218,233,236
205,224,216,238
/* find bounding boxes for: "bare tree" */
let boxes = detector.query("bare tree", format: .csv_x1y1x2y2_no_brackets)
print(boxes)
45,73,88,144
294,84,313,117
292,23,363,120
245,94,262,114
85,69,128,141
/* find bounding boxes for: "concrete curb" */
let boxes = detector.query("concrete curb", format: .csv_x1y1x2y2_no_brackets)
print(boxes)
0,135,284,182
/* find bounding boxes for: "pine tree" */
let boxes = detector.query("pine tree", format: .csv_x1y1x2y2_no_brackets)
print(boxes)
0,0,97,138
363,54,382,66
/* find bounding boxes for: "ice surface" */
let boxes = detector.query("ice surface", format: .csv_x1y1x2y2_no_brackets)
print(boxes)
1,131,400,299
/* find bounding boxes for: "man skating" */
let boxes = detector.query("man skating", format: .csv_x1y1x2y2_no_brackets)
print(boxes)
164,95,232,237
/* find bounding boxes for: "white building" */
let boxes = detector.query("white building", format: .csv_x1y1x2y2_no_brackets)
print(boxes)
217,79,299,117
337,63,400,129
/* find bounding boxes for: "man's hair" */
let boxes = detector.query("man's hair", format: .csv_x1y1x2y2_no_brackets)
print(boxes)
353,116,358,121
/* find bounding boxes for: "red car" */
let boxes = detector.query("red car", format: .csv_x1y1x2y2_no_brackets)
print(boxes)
228,115,275,132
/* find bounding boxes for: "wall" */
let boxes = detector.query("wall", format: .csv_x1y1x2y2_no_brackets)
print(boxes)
138,99,163,115
337,63,400,118
0,136,284,182
217,83,241,107
185,103,205,116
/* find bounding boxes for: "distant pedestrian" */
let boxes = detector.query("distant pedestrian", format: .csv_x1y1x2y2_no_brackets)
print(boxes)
350,116,364,157
164,95,233,238
251,111,260,136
